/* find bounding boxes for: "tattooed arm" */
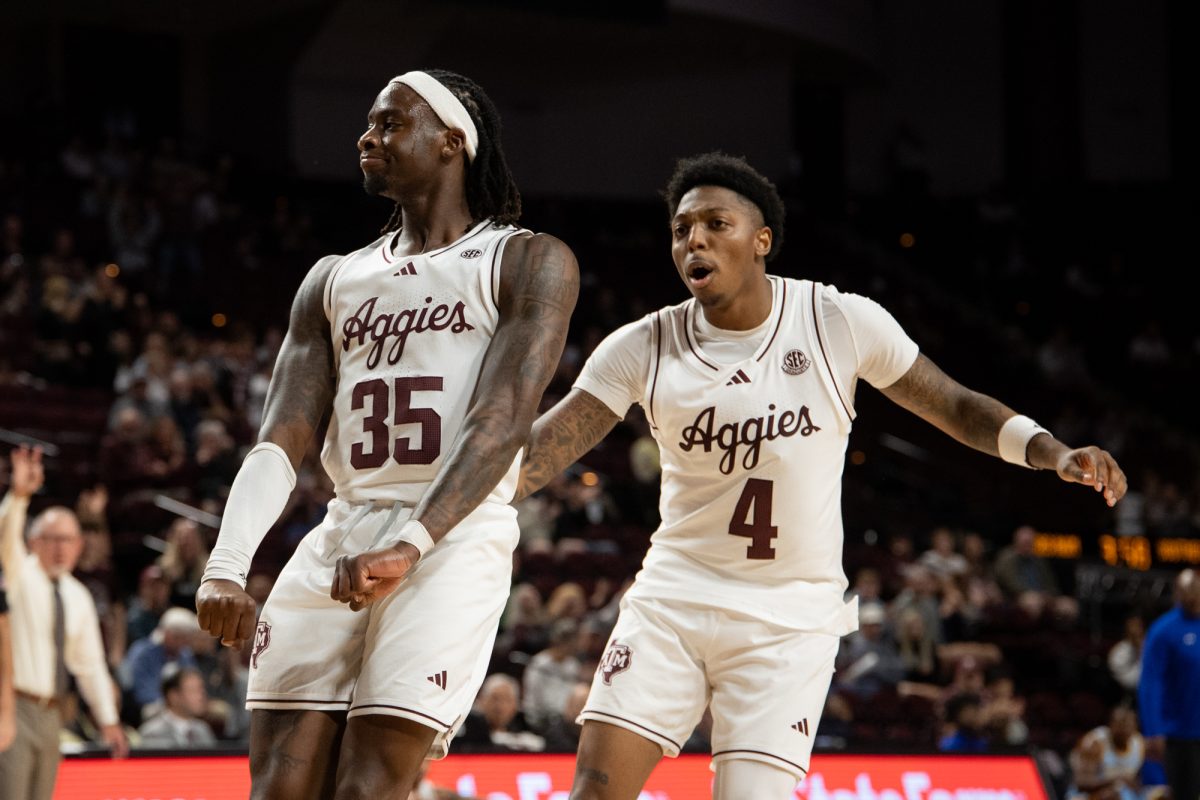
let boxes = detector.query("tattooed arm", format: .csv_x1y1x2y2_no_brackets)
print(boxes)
197,255,339,645
515,389,621,501
880,353,1126,505
412,232,579,535
330,233,578,609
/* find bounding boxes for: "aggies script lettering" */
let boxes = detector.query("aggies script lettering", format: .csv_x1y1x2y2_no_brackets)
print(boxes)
341,295,475,368
679,403,820,474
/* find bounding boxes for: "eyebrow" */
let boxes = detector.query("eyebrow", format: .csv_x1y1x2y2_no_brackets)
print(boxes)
673,206,734,221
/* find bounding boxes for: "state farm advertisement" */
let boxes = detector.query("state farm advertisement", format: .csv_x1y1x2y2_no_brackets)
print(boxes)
55,752,1049,800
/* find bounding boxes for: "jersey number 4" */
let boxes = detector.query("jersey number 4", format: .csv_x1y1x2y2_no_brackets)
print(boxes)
729,478,778,559
350,376,442,469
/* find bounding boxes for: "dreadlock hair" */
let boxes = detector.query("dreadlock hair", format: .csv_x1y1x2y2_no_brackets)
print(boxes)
663,152,785,262
381,69,522,235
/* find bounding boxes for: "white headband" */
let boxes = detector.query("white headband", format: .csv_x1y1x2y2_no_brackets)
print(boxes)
389,71,478,162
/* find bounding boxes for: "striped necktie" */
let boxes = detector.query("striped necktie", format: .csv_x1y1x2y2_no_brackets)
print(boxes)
53,578,69,698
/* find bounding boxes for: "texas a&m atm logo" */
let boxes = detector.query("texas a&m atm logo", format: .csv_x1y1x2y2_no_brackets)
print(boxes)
597,641,632,685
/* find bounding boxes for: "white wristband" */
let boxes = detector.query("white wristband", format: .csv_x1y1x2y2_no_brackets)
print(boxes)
202,442,296,587
998,414,1049,469
393,519,436,559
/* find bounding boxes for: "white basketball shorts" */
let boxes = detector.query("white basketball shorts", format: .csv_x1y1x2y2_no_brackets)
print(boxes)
580,593,839,780
246,497,518,758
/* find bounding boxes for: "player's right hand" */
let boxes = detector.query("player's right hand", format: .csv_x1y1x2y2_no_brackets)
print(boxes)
196,579,257,648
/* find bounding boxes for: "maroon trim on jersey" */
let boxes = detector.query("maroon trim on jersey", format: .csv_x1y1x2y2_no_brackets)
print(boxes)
811,282,853,420
349,703,452,730
380,231,400,264
323,254,353,323
755,278,788,362
583,709,682,750
712,748,807,775
683,303,719,371
427,220,493,258
648,312,662,429
489,231,519,311
246,696,351,706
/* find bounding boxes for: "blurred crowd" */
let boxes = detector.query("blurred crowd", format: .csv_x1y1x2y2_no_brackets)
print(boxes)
1,117,1198,800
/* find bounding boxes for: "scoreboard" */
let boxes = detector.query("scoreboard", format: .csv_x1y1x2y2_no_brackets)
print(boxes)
1033,532,1200,572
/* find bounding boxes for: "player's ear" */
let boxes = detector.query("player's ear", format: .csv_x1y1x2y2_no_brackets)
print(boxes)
442,128,467,161
755,227,772,258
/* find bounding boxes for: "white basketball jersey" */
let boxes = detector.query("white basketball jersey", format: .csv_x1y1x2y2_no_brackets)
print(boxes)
321,220,527,504
627,277,859,633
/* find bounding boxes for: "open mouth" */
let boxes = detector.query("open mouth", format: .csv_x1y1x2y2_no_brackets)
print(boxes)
687,263,715,288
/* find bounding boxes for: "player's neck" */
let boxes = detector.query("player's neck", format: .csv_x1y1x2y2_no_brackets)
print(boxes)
391,190,475,257
699,274,773,331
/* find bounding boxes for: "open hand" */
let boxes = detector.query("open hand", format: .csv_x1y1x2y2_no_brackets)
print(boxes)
331,543,420,612
1055,446,1127,507
8,445,44,498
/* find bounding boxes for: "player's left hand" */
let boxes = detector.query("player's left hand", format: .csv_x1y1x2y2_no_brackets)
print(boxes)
1055,445,1127,507
331,542,420,611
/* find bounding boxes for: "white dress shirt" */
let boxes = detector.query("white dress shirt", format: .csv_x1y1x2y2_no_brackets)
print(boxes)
0,493,119,726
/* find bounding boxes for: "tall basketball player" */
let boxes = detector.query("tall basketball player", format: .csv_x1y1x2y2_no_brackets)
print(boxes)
194,70,578,799
515,153,1126,799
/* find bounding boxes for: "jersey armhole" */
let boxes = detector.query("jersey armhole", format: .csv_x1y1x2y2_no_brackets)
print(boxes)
809,281,856,425
645,311,663,431
322,253,353,323
489,229,524,313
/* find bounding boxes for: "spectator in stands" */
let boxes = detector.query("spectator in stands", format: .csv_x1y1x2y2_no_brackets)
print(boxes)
156,519,208,608
994,525,1079,623
1070,707,1144,800
895,606,937,681
205,642,250,742
938,693,988,753
126,564,171,643
1139,569,1200,800
981,672,1028,746
835,602,905,698
846,567,884,605
918,527,968,581
137,665,215,747
456,674,545,753
521,618,582,734
119,607,200,715
544,581,587,623
890,564,945,644
191,419,237,502
0,447,128,800
1107,613,1144,695
542,681,591,752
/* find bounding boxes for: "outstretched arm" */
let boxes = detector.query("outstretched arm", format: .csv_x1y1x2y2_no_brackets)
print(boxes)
515,389,622,502
332,233,578,609
197,255,339,646
880,354,1126,506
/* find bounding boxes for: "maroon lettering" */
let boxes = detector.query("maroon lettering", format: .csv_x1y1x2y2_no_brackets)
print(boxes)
678,403,821,475
341,296,476,369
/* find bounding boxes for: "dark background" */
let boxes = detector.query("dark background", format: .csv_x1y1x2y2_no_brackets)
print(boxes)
2,0,1196,555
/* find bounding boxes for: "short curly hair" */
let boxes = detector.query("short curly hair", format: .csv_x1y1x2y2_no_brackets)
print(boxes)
664,152,785,262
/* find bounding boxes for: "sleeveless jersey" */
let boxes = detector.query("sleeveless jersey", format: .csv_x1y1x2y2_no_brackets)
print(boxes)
628,277,860,633
321,220,527,504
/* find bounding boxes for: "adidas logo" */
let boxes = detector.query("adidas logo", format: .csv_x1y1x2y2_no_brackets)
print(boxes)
427,670,447,690
725,369,752,386
791,719,810,735
394,261,418,277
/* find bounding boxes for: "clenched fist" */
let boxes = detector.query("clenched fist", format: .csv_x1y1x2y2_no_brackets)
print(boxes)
196,579,257,647
331,542,420,612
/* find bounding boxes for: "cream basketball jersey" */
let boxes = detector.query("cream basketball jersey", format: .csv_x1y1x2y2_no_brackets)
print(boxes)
575,276,918,633
321,220,527,504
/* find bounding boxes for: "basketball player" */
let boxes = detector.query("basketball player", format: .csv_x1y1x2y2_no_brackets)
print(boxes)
194,70,578,799
514,153,1126,799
